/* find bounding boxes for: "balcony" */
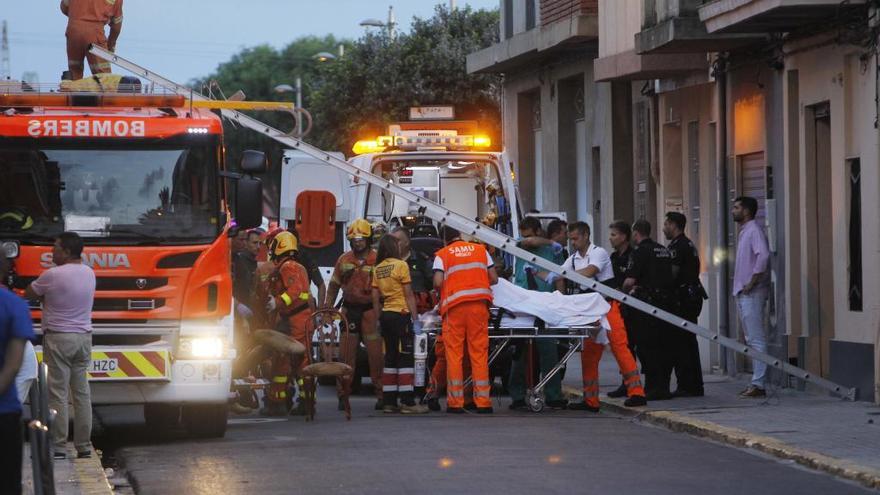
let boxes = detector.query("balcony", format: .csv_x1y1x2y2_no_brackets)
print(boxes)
468,0,599,74
699,0,867,34
636,0,762,54
595,0,709,81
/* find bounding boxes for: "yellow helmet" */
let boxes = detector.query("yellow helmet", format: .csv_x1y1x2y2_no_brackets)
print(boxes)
346,218,372,240
269,231,298,257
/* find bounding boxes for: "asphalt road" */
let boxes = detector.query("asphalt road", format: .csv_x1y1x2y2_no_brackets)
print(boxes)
93,387,877,495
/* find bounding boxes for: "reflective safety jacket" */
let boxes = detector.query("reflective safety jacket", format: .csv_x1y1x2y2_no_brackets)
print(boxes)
435,240,492,315
270,258,311,317
330,250,377,306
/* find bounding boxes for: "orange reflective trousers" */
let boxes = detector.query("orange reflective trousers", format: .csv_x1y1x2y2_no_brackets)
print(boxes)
443,301,491,408
580,301,645,408
268,311,311,405
428,335,473,404
66,20,111,79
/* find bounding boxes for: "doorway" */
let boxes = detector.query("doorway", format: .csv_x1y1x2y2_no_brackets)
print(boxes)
804,102,835,376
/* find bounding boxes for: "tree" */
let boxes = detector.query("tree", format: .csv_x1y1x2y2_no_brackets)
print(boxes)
309,5,500,153
195,7,500,216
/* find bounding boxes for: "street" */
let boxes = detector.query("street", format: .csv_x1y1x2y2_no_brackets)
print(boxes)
93,385,875,495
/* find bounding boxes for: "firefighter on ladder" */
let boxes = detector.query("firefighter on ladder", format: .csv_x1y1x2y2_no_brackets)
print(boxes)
432,226,498,414
324,219,384,410
60,0,123,80
261,231,314,416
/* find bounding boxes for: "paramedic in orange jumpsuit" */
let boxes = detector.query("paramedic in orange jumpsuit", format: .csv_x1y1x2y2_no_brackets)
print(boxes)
60,0,123,80
262,231,313,416
324,219,384,410
432,226,498,414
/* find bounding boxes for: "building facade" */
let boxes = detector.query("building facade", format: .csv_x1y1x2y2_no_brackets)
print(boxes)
471,0,880,402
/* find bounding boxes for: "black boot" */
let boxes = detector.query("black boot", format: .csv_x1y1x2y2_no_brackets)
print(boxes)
607,383,628,398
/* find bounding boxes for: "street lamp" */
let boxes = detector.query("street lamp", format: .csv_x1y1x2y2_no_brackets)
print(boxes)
312,52,336,63
274,79,302,136
359,5,397,38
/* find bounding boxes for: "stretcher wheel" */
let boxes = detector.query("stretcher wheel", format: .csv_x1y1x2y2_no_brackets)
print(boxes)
527,391,544,413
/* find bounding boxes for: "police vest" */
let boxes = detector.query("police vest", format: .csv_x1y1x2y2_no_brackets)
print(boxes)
436,241,492,315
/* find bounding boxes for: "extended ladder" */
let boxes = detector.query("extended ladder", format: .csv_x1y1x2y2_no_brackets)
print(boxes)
90,45,856,400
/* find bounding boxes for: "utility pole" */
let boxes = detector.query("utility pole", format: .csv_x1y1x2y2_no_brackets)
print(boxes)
387,6,396,39
295,76,302,136
1,21,11,80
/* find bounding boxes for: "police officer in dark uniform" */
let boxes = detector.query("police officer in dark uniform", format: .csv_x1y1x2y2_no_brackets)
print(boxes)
663,212,707,397
622,219,675,401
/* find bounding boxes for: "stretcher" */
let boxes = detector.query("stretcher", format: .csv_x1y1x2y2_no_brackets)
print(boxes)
418,279,611,412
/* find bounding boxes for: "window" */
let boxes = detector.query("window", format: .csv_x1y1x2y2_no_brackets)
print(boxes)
848,157,863,311
503,0,514,39
526,0,536,30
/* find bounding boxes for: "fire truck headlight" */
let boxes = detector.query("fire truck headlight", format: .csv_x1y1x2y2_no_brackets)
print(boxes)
2,241,20,259
177,336,225,359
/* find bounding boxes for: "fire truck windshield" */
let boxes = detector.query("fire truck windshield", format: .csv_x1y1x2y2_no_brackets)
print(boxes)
0,141,220,245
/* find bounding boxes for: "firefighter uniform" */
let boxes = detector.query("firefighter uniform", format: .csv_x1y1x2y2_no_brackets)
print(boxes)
625,238,676,400
434,240,495,412
264,232,313,414
564,245,646,410
329,220,382,403
61,0,123,79
668,234,706,396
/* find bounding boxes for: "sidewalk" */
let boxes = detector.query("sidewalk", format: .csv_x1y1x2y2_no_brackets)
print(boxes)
563,353,880,490
21,442,113,495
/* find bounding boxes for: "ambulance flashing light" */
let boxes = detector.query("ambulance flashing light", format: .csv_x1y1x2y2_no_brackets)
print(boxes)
352,133,491,155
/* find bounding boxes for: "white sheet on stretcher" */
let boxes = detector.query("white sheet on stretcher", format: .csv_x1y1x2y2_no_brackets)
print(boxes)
419,279,611,344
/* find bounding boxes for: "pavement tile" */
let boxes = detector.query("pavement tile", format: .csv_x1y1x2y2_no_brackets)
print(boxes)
22,442,113,495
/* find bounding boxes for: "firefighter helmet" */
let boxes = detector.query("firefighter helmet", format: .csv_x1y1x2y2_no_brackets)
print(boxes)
269,231,298,257
264,227,286,248
346,219,372,240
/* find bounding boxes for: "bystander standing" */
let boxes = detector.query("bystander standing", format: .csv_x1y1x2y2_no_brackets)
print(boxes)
732,197,771,398
0,257,36,495
25,232,96,459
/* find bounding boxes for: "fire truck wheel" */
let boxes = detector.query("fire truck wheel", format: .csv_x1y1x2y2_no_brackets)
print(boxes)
182,404,228,438
143,403,180,430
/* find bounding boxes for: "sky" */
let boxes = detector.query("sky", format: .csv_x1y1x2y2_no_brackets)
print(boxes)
4,0,499,85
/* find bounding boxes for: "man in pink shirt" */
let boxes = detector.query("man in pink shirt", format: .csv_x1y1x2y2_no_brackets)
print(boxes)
26,232,96,459
732,197,771,398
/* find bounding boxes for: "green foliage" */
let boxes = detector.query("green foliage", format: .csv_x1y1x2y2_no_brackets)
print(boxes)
309,5,501,153
195,6,500,214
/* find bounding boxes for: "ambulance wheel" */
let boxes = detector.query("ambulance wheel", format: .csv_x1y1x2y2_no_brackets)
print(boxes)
182,404,228,438
527,392,544,413
143,403,180,429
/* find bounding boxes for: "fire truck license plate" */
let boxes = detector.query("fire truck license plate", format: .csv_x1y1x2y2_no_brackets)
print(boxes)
91,358,118,373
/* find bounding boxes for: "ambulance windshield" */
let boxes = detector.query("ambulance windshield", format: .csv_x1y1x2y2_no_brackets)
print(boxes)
0,141,220,244
365,157,505,230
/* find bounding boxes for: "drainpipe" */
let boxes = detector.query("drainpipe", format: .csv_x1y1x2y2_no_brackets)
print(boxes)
715,55,733,376
873,7,880,404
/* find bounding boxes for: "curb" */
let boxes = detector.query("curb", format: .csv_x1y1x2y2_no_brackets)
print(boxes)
578,388,880,490
62,443,114,495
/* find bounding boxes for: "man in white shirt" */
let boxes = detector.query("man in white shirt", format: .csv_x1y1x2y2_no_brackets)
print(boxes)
26,231,96,459
538,221,646,410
